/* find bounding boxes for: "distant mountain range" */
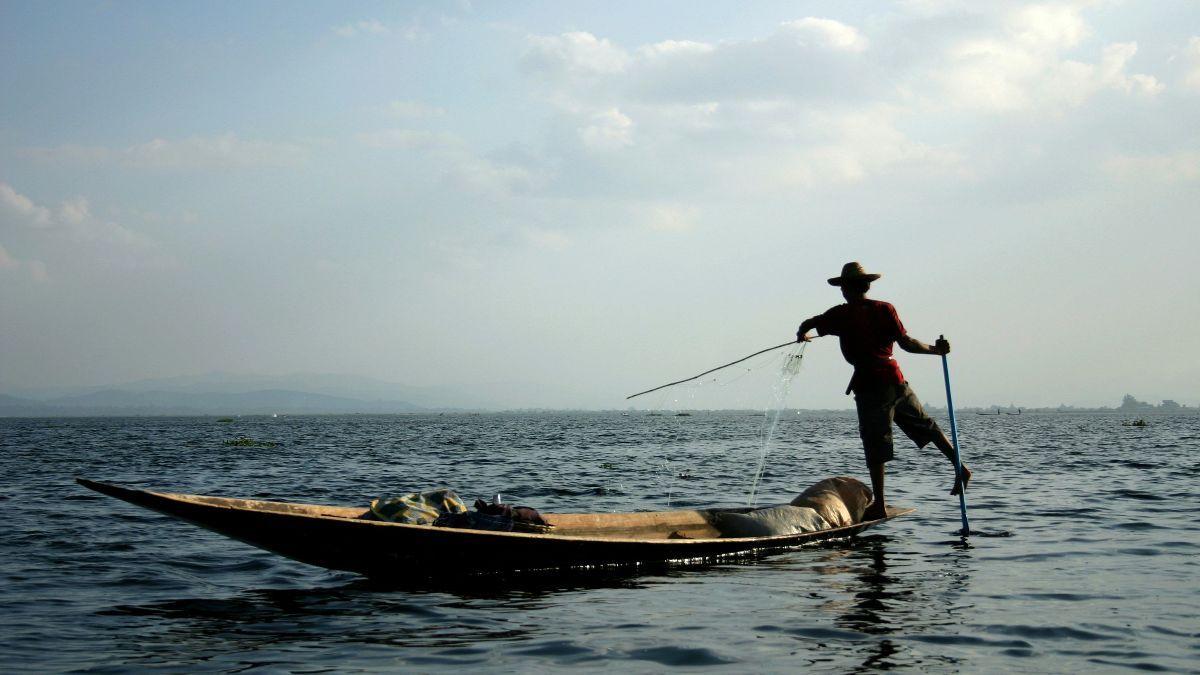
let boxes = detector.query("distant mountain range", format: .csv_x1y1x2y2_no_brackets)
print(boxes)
0,373,504,416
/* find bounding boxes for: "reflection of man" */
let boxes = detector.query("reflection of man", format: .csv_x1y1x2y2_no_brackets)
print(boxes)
796,262,971,521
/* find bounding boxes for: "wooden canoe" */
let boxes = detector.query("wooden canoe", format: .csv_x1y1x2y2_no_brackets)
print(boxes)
77,478,913,577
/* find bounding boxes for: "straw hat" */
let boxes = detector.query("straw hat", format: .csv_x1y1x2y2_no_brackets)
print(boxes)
828,261,881,286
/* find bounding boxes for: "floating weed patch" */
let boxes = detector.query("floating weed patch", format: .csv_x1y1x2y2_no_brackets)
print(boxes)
223,437,280,448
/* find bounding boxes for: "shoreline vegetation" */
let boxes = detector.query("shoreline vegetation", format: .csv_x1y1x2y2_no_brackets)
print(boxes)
0,392,1191,418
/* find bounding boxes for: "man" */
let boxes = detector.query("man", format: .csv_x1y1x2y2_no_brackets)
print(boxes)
796,262,971,521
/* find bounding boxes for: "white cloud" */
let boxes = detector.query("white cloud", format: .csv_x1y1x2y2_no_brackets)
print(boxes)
741,107,963,191
25,134,308,169
427,235,485,272
355,126,546,197
0,244,49,283
355,128,457,150
1,182,52,227
898,0,978,16
522,227,570,250
518,19,898,193
334,18,424,41
522,31,630,78
123,135,307,168
521,44,963,193
646,102,722,134
638,40,715,59
1182,36,1200,90
384,100,446,119
1103,152,1200,183
0,182,171,276
580,108,634,150
937,7,1161,111
781,18,868,53
645,205,699,232
334,19,391,38
58,196,89,226
1008,4,1088,50
1098,43,1163,96
47,195,147,248
442,155,544,197
505,7,1169,208
524,19,878,109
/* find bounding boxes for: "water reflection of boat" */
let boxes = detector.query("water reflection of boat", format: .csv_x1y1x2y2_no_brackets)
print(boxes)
77,479,911,578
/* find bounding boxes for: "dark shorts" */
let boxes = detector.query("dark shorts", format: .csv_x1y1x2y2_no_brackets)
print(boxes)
854,381,942,466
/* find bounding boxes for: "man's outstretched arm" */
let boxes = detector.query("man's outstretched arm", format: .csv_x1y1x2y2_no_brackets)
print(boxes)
897,334,950,356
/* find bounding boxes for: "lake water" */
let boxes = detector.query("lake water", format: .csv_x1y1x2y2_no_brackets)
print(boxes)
1,411,1197,673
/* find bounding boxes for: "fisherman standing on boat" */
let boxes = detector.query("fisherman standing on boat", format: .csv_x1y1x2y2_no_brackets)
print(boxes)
796,262,971,521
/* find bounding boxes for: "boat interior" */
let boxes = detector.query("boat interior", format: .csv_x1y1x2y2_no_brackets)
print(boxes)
165,491,850,541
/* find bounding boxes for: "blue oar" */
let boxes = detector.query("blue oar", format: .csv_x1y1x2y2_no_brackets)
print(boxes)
940,335,971,536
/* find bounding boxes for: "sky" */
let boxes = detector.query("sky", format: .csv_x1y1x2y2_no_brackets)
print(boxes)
1,0,1198,410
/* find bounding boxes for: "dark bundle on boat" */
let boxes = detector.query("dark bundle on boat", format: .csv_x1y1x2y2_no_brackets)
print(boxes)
461,498,552,533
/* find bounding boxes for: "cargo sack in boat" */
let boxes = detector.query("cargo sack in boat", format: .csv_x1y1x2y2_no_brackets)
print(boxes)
472,499,554,533
711,505,831,538
434,511,515,532
474,499,550,525
367,488,468,524
789,476,872,527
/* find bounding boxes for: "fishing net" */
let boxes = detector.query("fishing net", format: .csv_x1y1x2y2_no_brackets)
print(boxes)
629,341,809,507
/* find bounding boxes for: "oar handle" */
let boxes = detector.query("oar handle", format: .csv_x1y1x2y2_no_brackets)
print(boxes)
940,334,971,536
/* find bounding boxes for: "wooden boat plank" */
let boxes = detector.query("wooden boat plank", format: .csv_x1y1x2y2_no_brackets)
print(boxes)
543,510,726,539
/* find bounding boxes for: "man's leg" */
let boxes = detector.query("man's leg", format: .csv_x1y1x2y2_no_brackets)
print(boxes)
931,431,972,495
854,384,896,520
864,461,887,521
893,384,973,495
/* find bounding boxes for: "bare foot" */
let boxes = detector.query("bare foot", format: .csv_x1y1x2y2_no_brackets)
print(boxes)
950,464,972,495
862,504,887,521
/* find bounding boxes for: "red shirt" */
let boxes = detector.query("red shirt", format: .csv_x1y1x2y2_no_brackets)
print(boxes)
808,299,906,392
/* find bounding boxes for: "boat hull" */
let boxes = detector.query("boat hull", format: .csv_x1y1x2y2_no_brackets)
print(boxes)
78,479,912,577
